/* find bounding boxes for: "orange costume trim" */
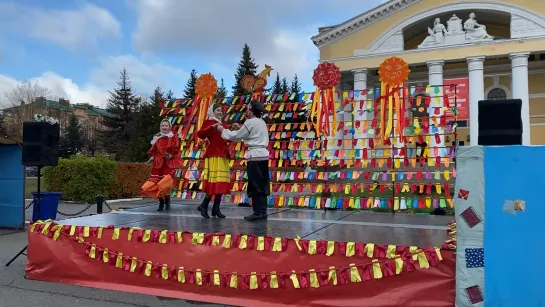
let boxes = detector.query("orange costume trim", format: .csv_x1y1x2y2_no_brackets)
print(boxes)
141,132,182,199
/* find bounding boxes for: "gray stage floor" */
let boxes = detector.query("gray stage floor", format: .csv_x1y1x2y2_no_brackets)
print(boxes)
60,204,453,247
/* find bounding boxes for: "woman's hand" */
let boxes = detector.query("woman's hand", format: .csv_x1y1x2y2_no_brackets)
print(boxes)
231,123,241,130
146,157,154,163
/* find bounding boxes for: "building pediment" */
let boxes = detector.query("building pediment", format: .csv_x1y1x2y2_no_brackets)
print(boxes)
353,2,545,57
311,0,422,48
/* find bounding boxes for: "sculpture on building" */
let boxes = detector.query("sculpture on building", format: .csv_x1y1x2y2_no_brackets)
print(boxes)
464,13,493,40
418,18,447,48
418,12,493,49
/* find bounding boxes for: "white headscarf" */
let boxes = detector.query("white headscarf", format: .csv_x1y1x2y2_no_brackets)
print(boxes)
151,120,174,145
207,104,222,123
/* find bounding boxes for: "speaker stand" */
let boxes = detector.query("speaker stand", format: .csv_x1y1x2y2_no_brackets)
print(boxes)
6,166,41,267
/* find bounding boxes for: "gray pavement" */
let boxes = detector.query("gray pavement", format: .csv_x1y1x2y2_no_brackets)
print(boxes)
1,199,226,307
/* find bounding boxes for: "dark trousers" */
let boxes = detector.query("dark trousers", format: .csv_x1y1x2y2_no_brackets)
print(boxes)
247,160,269,215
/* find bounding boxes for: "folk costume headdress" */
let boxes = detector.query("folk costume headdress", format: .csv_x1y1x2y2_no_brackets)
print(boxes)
151,119,174,145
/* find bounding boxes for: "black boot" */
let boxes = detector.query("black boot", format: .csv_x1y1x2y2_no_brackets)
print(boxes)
211,195,226,218
164,195,171,212
260,195,268,219
157,198,165,211
244,195,266,221
197,196,211,218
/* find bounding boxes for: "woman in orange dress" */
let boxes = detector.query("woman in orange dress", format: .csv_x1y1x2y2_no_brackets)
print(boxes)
196,104,231,218
141,119,182,211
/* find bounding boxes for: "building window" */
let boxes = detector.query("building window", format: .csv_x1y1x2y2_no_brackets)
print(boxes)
487,88,507,100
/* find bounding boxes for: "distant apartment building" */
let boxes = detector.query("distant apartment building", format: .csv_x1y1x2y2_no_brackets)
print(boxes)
1,97,112,139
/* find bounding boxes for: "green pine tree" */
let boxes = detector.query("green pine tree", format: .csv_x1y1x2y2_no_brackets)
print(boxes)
59,114,85,158
123,87,165,162
271,73,282,94
100,68,142,160
183,69,198,99
281,77,289,94
215,79,228,98
290,74,302,94
232,44,258,96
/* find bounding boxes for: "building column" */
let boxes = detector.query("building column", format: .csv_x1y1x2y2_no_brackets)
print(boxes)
352,69,368,149
467,56,485,146
426,61,445,155
510,52,531,145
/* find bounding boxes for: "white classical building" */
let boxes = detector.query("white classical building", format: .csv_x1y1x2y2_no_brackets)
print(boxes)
312,0,545,145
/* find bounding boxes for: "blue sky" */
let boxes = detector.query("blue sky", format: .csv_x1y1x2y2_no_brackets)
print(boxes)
0,0,384,107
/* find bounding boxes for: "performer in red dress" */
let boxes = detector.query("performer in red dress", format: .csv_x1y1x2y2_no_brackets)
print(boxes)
141,119,182,211
196,104,231,218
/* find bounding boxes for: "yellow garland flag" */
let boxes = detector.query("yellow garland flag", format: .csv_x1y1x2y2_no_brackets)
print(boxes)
309,269,320,288
395,258,404,274
177,232,183,243
144,261,153,277
143,230,151,242
162,265,169,280
326,241,335,256
308,241,317,255
294,236,302,251
257,237,265,251
223,235,232,248
128,228,137,241
417,252,430,269
212,236,220,246
365,243,375,258
328,266,337,285
409,246,419,261
272,238,282,252
159,230,168,244
70,225,76,236
386,245,397,259
112,228,120,240
239,235,248,249
372,260,383,279
270,272,279,289
97,227,103,239
83,226,90,238
52,225,62,241
290,271,301,288
230,273,238,289
346,242,356,257
115,253,123,268
192,233,204,245
250,272,258,290
196,269,203,286
177,267,186,283
349,264,362,283
89,245,97,259
130,257,137,273
435,248,443,261
41,222,51,235
102,248,109,263
213,270,221,287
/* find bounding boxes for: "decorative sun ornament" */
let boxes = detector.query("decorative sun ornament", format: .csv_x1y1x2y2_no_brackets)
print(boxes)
378,57,410,88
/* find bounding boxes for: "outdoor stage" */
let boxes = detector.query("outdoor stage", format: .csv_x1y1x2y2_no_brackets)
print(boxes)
25,203,456,307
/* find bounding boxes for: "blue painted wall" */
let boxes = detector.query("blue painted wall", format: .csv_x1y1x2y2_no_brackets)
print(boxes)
0,144,25,228
484,146,545,306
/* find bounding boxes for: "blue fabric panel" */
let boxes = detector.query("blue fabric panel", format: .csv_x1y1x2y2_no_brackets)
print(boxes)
0,145,25,228
484,146,545,306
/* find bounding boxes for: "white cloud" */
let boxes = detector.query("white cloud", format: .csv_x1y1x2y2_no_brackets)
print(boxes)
0,55,187,108
0,2,121,51
131,0,385,89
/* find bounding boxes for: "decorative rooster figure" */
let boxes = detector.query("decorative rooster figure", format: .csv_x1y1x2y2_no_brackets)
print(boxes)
241,64,273,93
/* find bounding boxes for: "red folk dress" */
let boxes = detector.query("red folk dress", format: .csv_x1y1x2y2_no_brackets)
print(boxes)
197,119,231,196
141,132,182,199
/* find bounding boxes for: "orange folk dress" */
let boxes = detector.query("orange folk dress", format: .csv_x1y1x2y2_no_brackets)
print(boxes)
141,132,182,199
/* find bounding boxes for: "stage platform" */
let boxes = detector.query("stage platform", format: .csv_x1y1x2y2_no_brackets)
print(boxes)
26,203,456,307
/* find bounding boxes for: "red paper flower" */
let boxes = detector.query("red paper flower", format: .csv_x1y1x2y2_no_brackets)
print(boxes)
312,62,341,90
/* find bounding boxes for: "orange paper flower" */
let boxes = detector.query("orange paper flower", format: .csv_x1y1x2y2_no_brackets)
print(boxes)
378,57,410,88
195,73,218,98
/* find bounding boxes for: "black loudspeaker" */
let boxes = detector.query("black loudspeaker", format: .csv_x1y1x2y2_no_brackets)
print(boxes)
22,122,60,166
478,99,522,146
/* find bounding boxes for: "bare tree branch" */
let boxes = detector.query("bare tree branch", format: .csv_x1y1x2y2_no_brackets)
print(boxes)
1,79,52,140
